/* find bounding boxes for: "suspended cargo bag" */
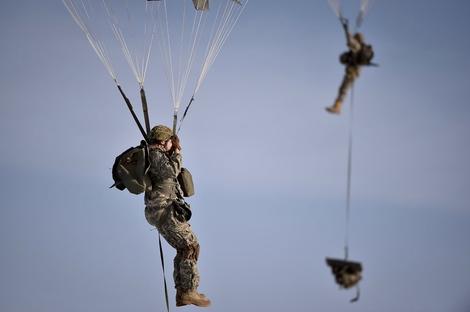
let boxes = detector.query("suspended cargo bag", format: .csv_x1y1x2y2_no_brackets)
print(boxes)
326,257,363,302
111,141,152,195
326,258,362,289
178,167,195,197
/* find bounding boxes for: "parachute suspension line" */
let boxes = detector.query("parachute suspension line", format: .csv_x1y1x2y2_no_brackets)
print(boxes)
174,7,206,115
344,83,355,261
158,0,177,112
175,9,205,113
63,0,117,80
193,1,228,95
145,0,159,82
175,2,227,133
194,0,248,95
175,0,248,134
356,0,374,28
328,0,374,29
328,0,342,19
142,23,156,86
157,1,207,131
176,1,188,111
103,0,156,85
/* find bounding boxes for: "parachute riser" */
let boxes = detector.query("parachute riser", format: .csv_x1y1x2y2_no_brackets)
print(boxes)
177,96,195,134
116,84,149,142
140,87,151,135
172,113,178,134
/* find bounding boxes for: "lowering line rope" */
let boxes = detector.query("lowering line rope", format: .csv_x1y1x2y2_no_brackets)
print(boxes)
344,83,355,261
159,235,171,312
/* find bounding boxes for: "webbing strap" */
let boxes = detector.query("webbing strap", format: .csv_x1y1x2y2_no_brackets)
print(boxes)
177,96,195,134
116,84,148,142
158,234,170,312
140,87,151,135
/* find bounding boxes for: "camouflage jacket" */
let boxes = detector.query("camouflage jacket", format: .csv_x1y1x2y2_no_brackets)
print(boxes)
144,146,184,208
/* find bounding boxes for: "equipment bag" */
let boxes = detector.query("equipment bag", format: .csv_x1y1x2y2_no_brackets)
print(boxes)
111,141,152,195
356,44,374,65
340,45,375,66
178,167,195,197
173,199,192,222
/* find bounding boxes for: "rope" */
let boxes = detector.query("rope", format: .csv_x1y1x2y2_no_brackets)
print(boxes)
344,82,355,260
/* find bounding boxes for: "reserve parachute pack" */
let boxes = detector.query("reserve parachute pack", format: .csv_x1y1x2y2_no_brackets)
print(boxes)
111,141,195,197
178,167,195,197
111,141,152,195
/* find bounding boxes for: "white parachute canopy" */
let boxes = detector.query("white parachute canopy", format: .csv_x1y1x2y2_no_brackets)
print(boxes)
328,0,374,28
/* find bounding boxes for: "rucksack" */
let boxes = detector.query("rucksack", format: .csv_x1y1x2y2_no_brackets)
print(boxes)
111,141,195,197
111,141,152,195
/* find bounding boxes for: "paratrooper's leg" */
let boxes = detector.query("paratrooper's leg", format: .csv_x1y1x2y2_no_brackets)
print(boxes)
326,65,360,114
156,207,210,307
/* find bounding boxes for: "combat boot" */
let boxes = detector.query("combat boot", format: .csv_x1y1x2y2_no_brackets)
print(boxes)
326,101,342,114
176,290,211,307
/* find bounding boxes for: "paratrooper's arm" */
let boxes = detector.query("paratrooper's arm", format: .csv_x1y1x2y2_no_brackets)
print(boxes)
169,152,183,176
340,16,351,46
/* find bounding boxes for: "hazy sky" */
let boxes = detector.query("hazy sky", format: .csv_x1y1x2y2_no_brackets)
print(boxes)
1,1,470,312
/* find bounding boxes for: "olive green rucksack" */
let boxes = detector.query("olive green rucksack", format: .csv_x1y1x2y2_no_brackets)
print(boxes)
111,141,152,195
111,141,195,197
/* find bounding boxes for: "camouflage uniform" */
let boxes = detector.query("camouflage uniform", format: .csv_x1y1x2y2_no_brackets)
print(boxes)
144,146,200,292
335,64,361,106
331,32,362,113
327,18,372,114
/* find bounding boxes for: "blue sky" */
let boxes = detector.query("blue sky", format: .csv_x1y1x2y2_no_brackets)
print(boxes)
1,1,470,311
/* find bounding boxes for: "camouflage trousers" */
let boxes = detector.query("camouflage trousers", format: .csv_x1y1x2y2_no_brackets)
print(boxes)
335,65,361,104
145,204,200,292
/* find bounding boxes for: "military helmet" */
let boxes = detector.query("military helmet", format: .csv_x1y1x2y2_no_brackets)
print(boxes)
150,125,173,142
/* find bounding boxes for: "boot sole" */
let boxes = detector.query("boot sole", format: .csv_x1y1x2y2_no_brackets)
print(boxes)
176,299,211,307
